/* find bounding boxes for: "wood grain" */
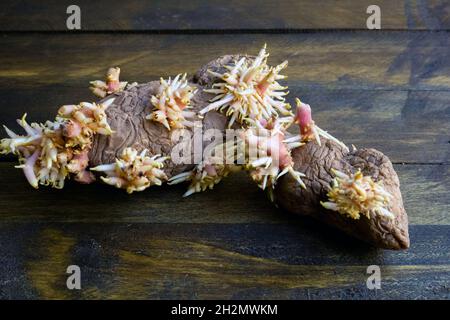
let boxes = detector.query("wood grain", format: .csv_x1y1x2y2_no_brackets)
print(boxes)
0,8,449,299
0,224,448,299
0,33,449,163
0,0,449,31
0,163,448,225
4,32,450,91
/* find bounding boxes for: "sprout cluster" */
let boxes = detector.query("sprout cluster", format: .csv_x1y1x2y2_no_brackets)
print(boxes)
200,45,292,127
91,147,168,194
147,74,197,130
321,169,394,220
0,98,114,188
90,67,130,98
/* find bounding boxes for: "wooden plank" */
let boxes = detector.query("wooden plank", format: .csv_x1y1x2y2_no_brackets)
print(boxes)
4,32,450,91
0,0,448,31
0,33,449,163
0,224,448,299
0,163,448,225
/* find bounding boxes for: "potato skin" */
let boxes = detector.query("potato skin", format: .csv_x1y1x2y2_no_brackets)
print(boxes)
89,55,409,249
89,54,249,178
274,138,409,250
89,81,229,178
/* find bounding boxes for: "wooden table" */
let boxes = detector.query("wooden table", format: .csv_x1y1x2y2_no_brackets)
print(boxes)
0,0,449,299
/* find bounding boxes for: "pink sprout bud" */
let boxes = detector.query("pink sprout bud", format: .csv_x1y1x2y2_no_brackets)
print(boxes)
62,120,82,138
295,98,314,139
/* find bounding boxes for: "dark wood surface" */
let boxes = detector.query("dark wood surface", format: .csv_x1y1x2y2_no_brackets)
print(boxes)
1,0,450,31
0,1,449,299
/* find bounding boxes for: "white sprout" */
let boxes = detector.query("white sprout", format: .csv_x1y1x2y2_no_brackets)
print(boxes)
91,147,169,194
200,45,292,127
146,74,197,130
0,99,114,189
321,169,394,220
238,117,306,201
90,67,130,98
